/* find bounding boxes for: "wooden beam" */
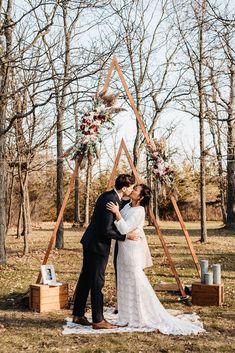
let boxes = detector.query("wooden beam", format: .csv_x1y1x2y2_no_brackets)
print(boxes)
148,207,186,297
113,57,156,151
106,138,125,190
102,56,116,93
121,139,139,181
36,154,84,284
170,195,201,277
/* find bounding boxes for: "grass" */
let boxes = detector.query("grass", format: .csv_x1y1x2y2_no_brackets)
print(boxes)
0,222,234,353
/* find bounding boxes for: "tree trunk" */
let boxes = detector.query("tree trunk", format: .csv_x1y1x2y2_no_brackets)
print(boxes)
0,0,13,263
198,0,207,242
22,184,29,254
15,114,30,247
73,99,81,227
55,113,64,248
0,135,6,263
84,159,92,227
21,174,27,237
6,165,15,232
55,3,72,248
153,184,159,220
146,151,154,225
17,161,29,253
73,171,82,227
207,66,227,224
17,204,22,239
22,172,30,254
218,159,227,225
226,66,235,228
208,115,227,224
226,124,235,228
26,179,31,233
133,127,141,167
199,144,207,242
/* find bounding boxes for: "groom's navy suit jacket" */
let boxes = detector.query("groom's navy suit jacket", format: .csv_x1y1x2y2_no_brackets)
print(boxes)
81,189,126,257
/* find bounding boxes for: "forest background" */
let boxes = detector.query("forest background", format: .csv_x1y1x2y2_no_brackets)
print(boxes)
0,0,234,260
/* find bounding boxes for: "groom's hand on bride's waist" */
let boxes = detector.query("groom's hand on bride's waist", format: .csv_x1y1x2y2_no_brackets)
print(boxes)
126,229,140,241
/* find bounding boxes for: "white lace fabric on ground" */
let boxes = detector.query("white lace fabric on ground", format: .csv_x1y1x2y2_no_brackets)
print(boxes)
117,261,205,335
62,307,204,335
115,203,205,336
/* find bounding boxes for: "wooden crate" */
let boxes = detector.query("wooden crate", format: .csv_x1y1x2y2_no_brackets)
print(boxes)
192,282,224,306
29,283,68,313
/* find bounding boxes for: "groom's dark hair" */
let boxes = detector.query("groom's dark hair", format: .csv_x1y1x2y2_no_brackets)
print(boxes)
115,174,135,190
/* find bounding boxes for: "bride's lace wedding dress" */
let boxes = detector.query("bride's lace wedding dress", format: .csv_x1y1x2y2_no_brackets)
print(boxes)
114,203,205,335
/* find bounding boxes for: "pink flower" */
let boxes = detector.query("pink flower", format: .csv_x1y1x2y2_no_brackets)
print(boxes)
95,114,106,122
152,151,159,158
80,136,90,144
89,125,98,134
83,117,93,124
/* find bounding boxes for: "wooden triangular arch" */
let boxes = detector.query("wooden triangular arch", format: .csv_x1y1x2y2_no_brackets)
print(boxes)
103,56,201,277
36,57,201,301
107,138,201,298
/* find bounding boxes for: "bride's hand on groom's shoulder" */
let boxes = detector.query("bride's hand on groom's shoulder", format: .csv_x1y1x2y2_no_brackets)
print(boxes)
106,201,119,214
127,229,139,241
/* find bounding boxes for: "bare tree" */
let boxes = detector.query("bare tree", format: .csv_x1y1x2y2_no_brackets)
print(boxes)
205,0,235,228
198,0,208,242
0,0,58,261
83,156,93,227
71,91,82,227
37,0,121,248
172,0,209,242
109,0,187,170
0,0,121,260
0,0,13,263
12,88,56,254
205,61,227,224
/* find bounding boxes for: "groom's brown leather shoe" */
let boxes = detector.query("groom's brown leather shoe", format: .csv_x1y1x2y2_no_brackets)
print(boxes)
72,316,91,326
92,320,118,330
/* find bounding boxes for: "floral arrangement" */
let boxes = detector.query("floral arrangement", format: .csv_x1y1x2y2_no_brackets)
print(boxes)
148,138,175,193
70,91,125,159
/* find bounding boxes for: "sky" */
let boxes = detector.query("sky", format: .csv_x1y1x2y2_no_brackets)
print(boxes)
96,100,201,174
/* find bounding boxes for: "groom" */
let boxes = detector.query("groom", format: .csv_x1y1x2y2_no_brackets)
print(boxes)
72,174,137,329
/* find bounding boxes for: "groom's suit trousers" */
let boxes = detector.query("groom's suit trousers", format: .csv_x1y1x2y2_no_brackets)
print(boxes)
72,248,109,323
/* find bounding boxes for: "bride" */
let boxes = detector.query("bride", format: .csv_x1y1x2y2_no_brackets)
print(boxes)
106,184,205,335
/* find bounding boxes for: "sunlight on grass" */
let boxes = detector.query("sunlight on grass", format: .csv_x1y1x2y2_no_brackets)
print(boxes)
0,223,234,353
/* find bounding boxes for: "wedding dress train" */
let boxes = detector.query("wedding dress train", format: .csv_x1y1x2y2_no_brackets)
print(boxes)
115,204,205,335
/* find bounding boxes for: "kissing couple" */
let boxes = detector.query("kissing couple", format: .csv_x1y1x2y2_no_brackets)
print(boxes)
72,174,205,335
